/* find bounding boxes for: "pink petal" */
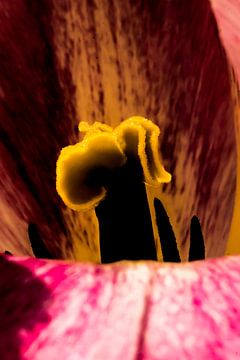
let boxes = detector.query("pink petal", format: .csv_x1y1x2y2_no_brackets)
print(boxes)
211,0,240,81
0,256,239,359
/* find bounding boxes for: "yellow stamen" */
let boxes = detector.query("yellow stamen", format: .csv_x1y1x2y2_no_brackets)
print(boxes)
56,116,171,211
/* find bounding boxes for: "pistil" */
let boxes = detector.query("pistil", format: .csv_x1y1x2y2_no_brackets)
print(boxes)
96,156,157,263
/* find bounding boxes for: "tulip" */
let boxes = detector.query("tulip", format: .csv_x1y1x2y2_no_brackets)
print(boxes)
0,0,239,260
0,0,240,358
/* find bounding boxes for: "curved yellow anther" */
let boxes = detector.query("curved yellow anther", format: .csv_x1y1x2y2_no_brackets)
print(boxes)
56,116,171,211
56,131,126,211
115,117,171,185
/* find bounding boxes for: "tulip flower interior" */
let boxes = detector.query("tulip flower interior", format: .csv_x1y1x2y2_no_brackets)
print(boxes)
0,0,238,261
0,1,240,359
56,117,205,263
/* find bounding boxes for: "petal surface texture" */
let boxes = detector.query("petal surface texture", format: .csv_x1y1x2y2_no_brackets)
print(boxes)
0,255,239,359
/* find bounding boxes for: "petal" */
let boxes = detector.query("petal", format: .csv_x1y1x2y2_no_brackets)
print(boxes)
210,0,240,255
211,0,240,81
0,1,237,260
0,255,239,359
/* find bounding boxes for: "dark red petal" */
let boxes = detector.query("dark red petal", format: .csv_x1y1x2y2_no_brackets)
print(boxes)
0,1,237,259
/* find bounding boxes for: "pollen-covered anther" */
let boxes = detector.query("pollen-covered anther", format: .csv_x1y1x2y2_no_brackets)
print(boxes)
56,116,171,211
115,117,171,185
56,130,126,211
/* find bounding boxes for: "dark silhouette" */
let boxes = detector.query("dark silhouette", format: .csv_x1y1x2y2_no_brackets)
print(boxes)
4,251,12,256
27,195,205,264
154,198,181,262
28,223,53,259
95,156,158,263
189,216,205,261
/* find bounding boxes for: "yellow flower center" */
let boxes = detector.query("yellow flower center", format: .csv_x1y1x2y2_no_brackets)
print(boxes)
56,116,204,263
